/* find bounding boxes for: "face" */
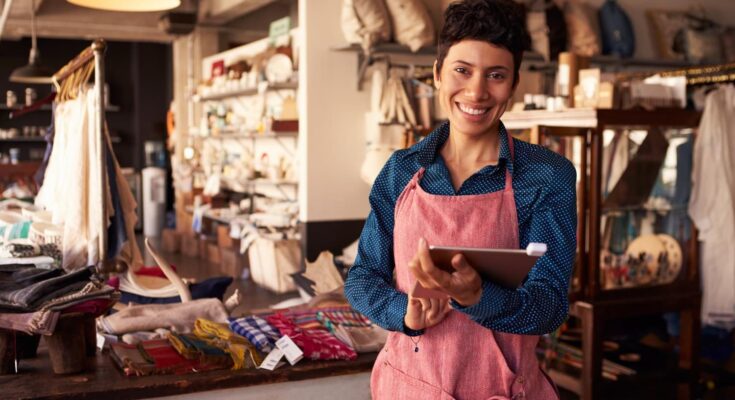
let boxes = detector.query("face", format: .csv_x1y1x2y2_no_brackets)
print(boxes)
434,40,516,138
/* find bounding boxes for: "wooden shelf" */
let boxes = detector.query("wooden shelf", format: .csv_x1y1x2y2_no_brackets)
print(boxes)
196,82,298,102
201,130,298,139
0,104,120,112
501,109,701,130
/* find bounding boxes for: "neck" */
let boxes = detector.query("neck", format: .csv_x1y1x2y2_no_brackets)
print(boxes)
442,123,501,167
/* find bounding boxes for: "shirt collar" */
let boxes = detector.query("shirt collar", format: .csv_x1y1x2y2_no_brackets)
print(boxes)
416,121,514,175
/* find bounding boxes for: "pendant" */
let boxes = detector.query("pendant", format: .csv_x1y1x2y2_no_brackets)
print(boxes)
414,346,419,352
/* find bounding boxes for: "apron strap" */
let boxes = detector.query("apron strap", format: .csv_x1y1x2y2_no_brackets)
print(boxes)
504,135,515,192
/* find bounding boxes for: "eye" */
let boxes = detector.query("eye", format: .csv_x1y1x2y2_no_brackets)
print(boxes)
487,72,506,80
454,67,469,75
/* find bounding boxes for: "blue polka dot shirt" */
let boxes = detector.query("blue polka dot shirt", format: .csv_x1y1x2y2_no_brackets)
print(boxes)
345,121,577,336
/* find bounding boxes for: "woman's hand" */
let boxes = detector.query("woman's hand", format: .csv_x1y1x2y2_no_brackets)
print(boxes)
409,238,483,307
404,292,452,331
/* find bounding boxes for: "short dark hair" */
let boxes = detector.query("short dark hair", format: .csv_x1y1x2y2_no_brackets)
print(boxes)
437,0,530,85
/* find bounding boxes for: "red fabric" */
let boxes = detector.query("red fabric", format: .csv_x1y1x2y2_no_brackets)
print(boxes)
134,265,177,279
141,339,220,374
107,276,120,289
61,299,114,316
371,138,559,399
266,313,357,361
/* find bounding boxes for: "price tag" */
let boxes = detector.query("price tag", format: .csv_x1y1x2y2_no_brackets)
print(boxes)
275,335,303,365
259,347,285,371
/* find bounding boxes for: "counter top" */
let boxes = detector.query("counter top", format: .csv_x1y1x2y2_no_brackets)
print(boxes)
2,346,377,400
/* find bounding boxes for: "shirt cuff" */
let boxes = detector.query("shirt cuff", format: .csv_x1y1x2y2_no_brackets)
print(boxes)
450,281,504,319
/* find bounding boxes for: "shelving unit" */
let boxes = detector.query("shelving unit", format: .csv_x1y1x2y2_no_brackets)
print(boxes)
334,44,698,90
196,82,298,102
0,104,121,113
504,109,702,400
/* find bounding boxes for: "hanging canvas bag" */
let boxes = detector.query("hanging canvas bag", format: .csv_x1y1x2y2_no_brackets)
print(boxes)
598,0,635,57
248,234,301,294
384,0,435,52
341,0,392,53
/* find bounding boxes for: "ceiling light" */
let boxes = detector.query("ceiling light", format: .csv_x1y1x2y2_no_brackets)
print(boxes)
67,0,181,12
9,0,53,84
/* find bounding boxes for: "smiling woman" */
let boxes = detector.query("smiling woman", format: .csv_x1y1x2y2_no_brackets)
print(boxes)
344,1,577,399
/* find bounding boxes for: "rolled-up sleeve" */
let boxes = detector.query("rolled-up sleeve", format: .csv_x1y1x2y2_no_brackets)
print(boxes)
344,153,421,335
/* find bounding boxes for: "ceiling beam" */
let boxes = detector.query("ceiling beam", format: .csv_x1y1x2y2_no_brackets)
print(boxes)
197,0,279,24
2,17,175,42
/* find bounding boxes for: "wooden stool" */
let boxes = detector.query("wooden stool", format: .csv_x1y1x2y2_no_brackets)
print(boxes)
0,329,16,374
44,313,87,374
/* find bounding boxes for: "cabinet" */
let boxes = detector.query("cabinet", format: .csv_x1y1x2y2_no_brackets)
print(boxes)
503,109,702,399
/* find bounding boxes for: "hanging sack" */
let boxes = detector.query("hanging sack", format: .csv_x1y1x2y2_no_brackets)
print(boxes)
674,15,723,64
248,235,301,294
723,27,735,63
527,0,568,61
564,0,600,57
598,0,635,57
341,0,392,53
385,0,435,52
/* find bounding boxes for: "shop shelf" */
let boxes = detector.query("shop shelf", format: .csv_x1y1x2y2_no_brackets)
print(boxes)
0,104,120,112
196,82,298,102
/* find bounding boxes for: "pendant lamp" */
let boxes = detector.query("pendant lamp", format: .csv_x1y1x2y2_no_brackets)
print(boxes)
67,0,181,12
9,0,53,84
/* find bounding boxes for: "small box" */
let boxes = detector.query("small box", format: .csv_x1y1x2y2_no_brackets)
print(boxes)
221,247,248,279
161,229,181,253
180,234,199,258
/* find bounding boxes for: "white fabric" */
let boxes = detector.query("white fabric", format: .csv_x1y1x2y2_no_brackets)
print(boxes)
35,88,142,271
688,85,735,328
36,90,102,270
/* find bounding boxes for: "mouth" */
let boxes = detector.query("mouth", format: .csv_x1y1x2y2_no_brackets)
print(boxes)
456,102,491,117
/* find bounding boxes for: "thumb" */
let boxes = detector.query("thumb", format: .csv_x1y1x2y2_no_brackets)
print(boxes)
451,253,473,274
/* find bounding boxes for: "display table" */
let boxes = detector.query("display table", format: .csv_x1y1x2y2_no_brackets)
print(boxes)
2,346,377,400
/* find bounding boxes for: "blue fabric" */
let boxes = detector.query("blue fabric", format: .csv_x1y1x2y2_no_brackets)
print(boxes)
118,276,233,305
228,315,281,353
345,121,577,336
106,150,127,260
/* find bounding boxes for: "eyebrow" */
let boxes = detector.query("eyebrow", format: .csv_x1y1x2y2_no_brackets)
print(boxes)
453,60,511,71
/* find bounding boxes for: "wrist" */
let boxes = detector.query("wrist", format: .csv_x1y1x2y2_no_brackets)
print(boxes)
453,287,482,307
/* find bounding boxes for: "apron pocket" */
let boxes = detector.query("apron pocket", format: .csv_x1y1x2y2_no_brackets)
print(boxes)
372,358,456,400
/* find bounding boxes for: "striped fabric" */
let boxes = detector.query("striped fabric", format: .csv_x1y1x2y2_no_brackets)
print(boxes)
266,313,357,361
316,309,372,333
228,315,281,353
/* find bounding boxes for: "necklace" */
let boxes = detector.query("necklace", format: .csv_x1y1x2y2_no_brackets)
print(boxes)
409,335,421,352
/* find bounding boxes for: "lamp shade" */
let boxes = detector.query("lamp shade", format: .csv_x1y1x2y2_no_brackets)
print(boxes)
9,48,53,84
67,0,180,12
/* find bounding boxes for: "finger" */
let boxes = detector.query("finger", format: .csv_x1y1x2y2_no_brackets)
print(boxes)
425,298,440,322
417,238,452,288
451,253,474,275
410,257,441,290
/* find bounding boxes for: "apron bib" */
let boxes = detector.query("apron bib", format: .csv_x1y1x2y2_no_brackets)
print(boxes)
371,138,559,400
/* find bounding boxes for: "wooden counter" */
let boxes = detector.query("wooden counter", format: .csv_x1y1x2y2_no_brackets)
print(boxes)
2,346,377,400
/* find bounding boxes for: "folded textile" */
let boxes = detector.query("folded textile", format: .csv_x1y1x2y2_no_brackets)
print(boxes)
316,308,371,331
167,333,232,368
117,271,182,298
193,318,262,369
118,277,233,305
0,256,55,267
0,266,93,311
229,315,281,353
98,298,229,335
134,265,177,278
265,313,357,361
44,282,117,312
110,339,218,377
60,298,114,316
0,309,59,335
0,221,32,242
315,308,386,353
333,325,388,353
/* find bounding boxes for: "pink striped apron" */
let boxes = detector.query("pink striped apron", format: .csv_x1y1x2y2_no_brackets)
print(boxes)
371,138,559,399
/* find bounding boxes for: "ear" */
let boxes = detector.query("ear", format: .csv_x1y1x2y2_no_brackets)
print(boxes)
433,60,441,91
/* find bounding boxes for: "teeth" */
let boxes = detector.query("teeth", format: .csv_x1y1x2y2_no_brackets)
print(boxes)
458,103,488,115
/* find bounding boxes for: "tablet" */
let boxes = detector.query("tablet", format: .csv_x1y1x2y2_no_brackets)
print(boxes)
410,243,546,299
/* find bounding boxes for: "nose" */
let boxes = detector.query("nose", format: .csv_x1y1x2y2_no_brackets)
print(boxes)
464,73,489,101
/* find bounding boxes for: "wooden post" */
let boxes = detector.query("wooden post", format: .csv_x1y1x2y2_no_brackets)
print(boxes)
45,313,87,374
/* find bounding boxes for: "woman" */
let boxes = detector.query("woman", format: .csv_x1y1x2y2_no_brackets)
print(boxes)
344,0,576,399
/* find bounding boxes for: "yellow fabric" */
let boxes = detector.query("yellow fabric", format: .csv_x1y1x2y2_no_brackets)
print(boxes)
193,318,263,370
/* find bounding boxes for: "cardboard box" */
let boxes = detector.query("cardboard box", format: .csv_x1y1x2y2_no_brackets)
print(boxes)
220,247,248,279
216,225,240,249
180,234,199,258
161,229,181,253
